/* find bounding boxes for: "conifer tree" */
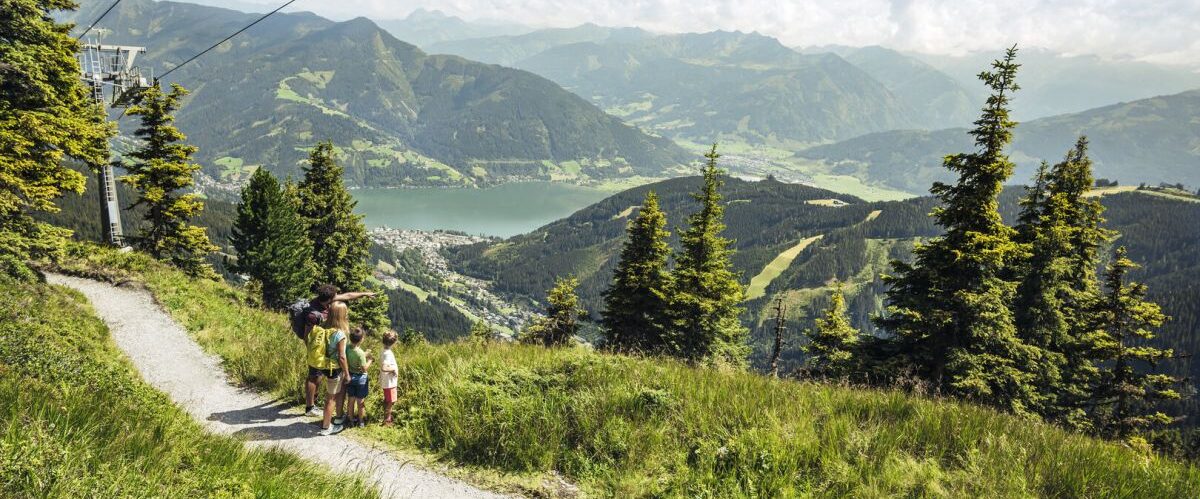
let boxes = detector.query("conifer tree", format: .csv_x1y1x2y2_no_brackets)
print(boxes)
1013,137,1113,424
804,282,861,378
123,83,217,277
522,276,585,347
601,190,672,354
666,145,750,368
0,0,112,274
297,141,389,331
1084,247,1180,438
877,47,1041,414
232,168,315,309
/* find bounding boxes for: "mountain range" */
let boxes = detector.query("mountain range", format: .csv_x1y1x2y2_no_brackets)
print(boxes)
68,0,689,187
797,89,1200,192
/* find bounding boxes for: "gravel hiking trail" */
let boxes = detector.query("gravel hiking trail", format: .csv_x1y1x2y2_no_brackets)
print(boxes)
48,274,508,499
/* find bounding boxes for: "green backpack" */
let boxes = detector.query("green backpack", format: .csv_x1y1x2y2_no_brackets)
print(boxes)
325,330,346,363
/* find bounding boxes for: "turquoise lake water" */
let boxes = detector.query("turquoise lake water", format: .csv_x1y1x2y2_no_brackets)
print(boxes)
353,182,612,237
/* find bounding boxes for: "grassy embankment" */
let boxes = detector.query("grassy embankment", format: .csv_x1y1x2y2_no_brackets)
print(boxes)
0,273,375,498
54,243,1200,497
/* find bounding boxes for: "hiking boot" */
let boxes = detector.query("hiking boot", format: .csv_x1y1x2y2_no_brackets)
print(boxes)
319,424,343,436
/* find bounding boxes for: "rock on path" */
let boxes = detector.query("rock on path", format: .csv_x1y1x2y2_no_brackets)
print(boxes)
48,274,508,499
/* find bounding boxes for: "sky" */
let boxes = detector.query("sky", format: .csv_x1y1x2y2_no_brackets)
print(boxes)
190,0,1200,66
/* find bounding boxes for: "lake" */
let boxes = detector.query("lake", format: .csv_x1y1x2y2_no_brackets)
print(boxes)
354,182,612,237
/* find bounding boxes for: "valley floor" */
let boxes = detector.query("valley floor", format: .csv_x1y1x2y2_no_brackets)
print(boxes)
47,273,507,499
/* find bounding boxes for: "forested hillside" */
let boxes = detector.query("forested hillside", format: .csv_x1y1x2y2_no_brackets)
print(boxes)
446,178,1200,425
67,0,690,188
797,89,1200,192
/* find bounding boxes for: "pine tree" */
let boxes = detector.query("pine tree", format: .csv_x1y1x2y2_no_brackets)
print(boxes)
522,276,585,347
877,47,1041,414
123,83,217,277
1013,137,1113,424
1084,247,1180,438
297,141,389,331
804,282,861,378
601,190,673,354
0,0,113,274
231,168,315,309
666,145,750,368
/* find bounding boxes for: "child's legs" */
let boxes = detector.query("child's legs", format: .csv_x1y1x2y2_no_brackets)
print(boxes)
322,373,342,428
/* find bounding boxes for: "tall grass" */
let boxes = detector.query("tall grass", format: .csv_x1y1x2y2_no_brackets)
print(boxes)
0,271,376,498
55,243,1200,497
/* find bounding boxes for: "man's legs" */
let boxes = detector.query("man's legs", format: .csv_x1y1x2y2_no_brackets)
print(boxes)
305,372,320,410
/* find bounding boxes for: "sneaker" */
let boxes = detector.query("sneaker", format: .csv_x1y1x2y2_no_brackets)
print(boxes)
319,424,343,436
305,406,323,417
358,420,366,428
333,416,345,425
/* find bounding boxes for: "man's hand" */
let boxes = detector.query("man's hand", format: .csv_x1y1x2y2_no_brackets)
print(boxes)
341,372,351,385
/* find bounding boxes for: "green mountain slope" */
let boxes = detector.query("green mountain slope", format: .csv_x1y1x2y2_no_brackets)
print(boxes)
69,0,689,187
514,31,920,145
446,177,1200,425
836,46,979,128
797,89,1200,192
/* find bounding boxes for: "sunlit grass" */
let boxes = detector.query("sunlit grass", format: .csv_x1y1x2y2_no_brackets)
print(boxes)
55,243,1200,497
0,272,375,498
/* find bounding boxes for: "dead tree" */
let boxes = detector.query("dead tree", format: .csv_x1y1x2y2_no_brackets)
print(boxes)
768,297,787,377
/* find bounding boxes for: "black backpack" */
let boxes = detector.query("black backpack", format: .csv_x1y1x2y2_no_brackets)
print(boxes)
287,299,324,340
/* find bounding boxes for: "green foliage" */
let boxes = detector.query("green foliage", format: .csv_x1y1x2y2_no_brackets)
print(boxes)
231,168,315,308
522,276,585,347
666,145,749,368
601,190,672,354
0,0,112,273
470,320,496,344
296,141,389,331
878,48,1041,414
1013,137,1114,425
123,83,217,277
803,282,861,378
1085,247,1182,438
0,275,374,497
399,326,427,346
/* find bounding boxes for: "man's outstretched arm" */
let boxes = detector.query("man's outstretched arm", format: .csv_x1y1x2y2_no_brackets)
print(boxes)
333,291,376,302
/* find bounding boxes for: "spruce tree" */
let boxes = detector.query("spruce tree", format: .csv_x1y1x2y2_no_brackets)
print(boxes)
0,0,112,273
666,145,750,368
877,47,1041,414
123,83,217,277
1013,137,1113,424
601,190,672,354
803,282,861,378
297,141,389,331
522,276,585,347
1083,247,1180,439
232,168,315,309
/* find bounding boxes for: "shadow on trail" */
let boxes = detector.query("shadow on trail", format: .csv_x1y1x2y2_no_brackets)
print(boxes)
231,421,324,441
208,398,294,425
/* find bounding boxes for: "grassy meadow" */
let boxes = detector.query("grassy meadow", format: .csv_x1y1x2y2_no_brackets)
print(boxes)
52,243,1200,497
0,272,375,498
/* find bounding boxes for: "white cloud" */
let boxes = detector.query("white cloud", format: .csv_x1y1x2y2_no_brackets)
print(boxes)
184,0,1200,66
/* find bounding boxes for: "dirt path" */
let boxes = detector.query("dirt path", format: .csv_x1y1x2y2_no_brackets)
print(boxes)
48,274,508,499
